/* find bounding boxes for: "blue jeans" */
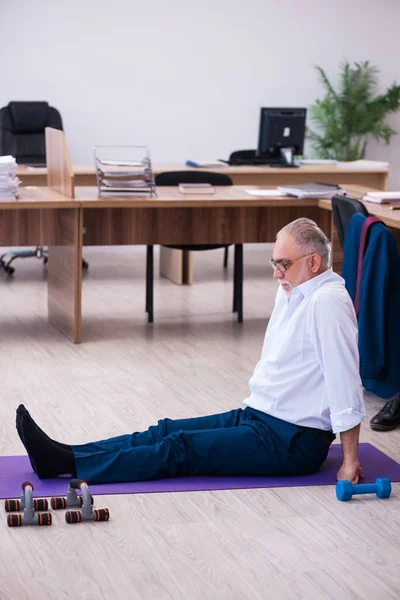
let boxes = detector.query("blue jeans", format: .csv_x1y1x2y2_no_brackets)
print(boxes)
72,407,335,484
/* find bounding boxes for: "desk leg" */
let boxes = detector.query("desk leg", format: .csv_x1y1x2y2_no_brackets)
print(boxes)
47,208,82,343
159,246,193,285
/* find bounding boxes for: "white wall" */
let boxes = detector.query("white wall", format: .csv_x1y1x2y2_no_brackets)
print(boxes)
2,0,400,187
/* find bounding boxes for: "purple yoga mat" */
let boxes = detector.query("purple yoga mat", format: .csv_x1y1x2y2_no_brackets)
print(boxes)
0,443,399,499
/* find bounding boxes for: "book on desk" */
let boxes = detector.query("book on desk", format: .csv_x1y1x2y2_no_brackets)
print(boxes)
179,183,215,194
363,191,400,210
363,191,400,204
185,160,226,168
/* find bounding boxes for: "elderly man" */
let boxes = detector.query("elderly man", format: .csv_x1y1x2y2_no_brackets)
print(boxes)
16,218,365,485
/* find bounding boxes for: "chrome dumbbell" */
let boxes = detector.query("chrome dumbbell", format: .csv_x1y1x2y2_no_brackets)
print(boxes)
5,481,48,513
6,482,52,527
51,479,94,510
64,479,110,524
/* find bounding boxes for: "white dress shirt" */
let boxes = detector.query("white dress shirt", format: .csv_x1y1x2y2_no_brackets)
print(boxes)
243,268,366,433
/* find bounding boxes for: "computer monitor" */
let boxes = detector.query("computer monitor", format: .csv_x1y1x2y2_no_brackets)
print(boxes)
257,107,307,166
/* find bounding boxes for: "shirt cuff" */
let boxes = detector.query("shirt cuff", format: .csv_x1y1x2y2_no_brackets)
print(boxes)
330,407,366,433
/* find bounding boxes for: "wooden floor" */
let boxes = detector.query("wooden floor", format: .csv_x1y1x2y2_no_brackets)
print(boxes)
1,245,400,600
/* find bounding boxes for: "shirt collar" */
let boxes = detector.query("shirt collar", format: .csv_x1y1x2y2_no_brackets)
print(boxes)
295,268,335,298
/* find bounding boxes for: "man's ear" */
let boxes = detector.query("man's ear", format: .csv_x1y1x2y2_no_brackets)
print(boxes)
310,253,321,273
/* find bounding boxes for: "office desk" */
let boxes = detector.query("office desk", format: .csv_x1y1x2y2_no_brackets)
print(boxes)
77,186,331,247
5,184,400,343
76,184,333,333
73,185,400,342
0,187,82,342
16,165,389,284
17,163,389,189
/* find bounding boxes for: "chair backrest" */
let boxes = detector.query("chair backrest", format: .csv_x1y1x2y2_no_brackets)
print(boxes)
229,149,257,164
155,170,233,186
0,101,63,165
332,194,369,248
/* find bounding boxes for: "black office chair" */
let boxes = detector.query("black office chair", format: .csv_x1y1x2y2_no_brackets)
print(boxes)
332,194,369,248
0,101,88,274
146,171,243,323
0,101,62,165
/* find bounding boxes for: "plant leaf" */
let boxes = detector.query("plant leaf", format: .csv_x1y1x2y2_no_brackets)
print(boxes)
308,61,400,159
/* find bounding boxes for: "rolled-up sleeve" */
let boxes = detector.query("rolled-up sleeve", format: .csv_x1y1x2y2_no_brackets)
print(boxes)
310,292,366,433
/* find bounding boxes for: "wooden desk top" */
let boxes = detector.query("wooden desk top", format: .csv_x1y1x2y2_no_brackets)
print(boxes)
153,163,390,175
0,186,79,209
75,183,385,210
75,185,320,208
6,184,400,230
16,163,390,178
2,184,316,210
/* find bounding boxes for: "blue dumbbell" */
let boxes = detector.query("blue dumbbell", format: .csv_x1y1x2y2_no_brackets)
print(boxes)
336,477,391,502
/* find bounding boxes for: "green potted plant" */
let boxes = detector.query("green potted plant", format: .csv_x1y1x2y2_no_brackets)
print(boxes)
307,61,400,161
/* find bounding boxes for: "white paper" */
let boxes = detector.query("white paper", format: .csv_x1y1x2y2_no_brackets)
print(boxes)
0,155,16,165
363,191,400,200
0,155,20,196
297,159,337,165
336,159,390,169
98,159,144,167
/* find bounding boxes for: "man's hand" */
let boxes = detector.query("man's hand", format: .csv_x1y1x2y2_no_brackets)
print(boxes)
337,460,364,484
338,425,362,483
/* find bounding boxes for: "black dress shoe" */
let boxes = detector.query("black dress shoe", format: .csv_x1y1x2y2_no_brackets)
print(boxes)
370,395,400,431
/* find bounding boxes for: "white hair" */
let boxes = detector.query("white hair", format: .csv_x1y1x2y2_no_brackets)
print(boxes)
277,218,331,268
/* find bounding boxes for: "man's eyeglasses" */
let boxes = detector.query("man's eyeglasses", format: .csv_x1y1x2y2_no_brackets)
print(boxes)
269,253,315,274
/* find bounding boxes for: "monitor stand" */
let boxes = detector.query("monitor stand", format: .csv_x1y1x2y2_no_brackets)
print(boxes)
276,147,298,168
254,149,298,168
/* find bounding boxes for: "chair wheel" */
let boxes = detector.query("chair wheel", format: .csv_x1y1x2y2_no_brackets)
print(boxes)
4,266,15,275
82,260,89,270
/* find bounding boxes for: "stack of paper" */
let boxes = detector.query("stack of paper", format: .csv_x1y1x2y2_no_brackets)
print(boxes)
0,155,20,200
277,182,342,198
363,191,400,204
336,159,390,169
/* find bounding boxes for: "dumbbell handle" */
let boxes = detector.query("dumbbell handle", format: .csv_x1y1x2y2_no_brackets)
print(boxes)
70,479,87,489
351,483,378,495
